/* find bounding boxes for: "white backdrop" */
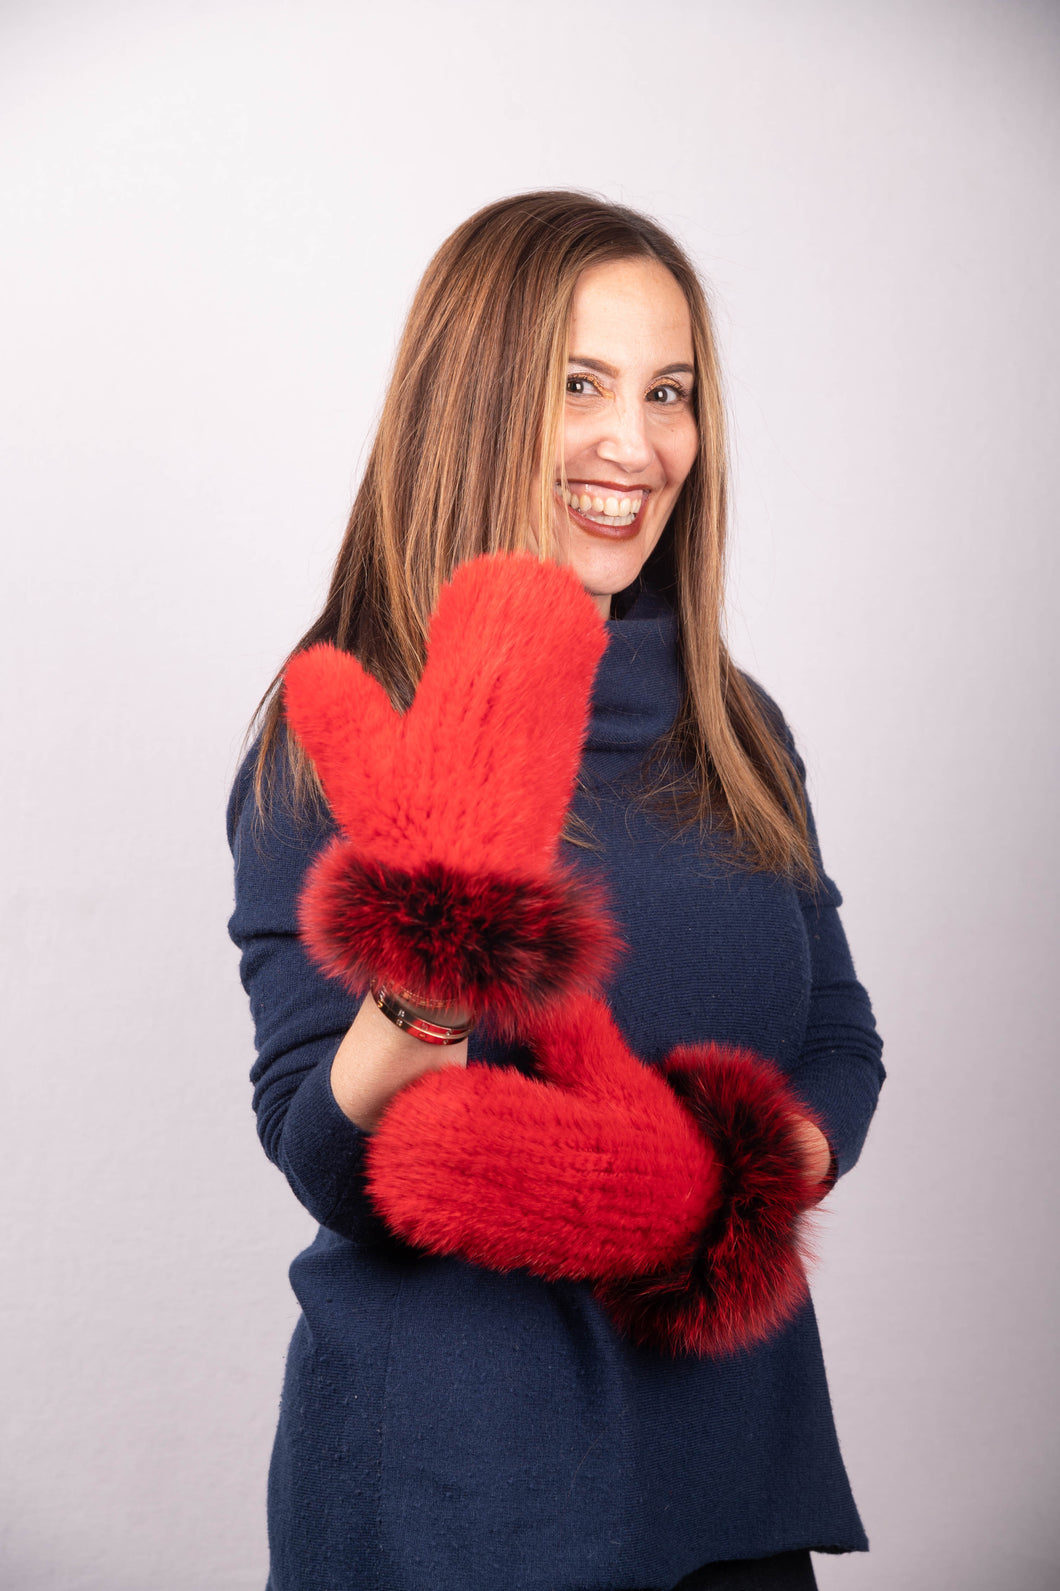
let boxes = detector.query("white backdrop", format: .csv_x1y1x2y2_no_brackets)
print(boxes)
2,2,1058,1587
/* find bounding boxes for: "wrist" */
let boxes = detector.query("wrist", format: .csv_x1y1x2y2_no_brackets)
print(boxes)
790,1116,833,1188
332,995,469,1132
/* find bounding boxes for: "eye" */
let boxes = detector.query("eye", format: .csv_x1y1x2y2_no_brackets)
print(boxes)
565,373,604,398
648,381,685,405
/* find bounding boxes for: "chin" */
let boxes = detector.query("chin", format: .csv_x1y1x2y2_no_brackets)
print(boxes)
544,494,665,603
568,537,656,599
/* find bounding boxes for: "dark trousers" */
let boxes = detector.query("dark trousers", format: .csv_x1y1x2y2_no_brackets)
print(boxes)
616,1548,818,1591
671,1549,817,1590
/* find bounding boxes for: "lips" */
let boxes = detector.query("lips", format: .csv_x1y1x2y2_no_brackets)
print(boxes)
555,480,651,539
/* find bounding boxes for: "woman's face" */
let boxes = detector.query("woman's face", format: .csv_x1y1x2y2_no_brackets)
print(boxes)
540,256,699,619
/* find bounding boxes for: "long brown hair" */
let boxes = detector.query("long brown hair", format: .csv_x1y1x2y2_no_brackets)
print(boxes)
248,190,815,880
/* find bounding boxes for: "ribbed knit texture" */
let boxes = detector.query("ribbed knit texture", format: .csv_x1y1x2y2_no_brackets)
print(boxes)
227,583,884,1591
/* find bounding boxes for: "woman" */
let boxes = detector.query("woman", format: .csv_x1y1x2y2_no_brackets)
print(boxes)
227,191,884,1591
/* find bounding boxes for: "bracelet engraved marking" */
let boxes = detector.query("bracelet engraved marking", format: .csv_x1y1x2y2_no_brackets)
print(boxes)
371,981,474,1046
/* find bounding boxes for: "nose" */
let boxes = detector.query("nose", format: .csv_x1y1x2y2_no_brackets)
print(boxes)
594,394,654,475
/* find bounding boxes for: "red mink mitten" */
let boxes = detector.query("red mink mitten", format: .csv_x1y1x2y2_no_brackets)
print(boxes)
366,993,823,1356
281,554,621,1032
367,992,721,1282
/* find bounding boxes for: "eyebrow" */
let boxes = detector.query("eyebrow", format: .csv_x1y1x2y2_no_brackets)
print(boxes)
568,355,696,380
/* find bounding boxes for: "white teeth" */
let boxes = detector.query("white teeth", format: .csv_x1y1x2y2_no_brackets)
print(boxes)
557,484,645,528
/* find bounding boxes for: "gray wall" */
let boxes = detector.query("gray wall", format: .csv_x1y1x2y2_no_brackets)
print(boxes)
2,1,1057,1586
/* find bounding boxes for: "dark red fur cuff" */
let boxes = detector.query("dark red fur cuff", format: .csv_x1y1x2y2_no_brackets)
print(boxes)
595,1045,820,1359
298,836,622,1033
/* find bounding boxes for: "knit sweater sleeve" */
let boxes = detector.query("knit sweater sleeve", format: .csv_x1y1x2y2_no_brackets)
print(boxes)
226,750,387,1243
784,767,884,1181
786,858,885,1180
737,677,885,1180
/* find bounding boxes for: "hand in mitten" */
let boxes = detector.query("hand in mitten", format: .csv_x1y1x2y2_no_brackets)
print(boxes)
282,554,621,1031
366,992,823,1356
596,1037,826,1358
367,992,721,1282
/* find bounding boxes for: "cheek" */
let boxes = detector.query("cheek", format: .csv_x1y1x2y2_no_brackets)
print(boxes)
667,422,698,489
559,410,597,469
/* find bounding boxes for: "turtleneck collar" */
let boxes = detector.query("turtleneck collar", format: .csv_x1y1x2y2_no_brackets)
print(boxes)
581,583,684,784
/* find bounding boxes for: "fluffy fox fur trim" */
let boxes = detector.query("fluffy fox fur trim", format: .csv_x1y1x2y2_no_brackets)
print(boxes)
298,838,622,1033
595,1045,820,1359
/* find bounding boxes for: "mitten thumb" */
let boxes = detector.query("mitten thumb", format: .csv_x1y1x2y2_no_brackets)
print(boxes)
521,992,661,1103
283,644,399,831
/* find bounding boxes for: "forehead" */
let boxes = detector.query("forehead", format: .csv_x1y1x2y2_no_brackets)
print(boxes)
568,257,693,362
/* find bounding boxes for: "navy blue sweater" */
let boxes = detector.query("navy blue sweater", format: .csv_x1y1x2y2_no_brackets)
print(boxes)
227,587,884,1591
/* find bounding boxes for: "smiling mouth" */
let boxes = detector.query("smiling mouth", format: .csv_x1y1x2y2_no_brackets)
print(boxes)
555,481,649,529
